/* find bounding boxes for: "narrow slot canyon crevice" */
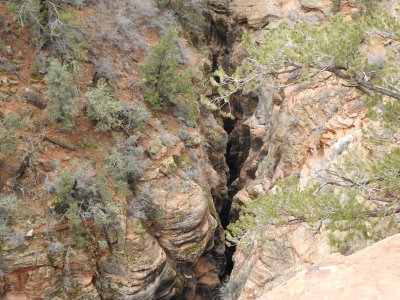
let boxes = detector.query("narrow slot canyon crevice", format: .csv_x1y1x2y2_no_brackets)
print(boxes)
218,111,252,282
203,7,253,289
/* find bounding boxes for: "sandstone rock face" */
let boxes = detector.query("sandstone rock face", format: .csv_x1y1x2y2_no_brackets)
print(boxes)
0,1,230,299
300,0,334,15
231,221,339,300
231,0,330,29
259,234,400,300
225,1,400,299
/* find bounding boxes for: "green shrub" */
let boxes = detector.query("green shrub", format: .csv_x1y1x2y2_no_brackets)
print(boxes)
351,0,382,17
54,171,111,248
0,113,20,160
10,0,87,60
154,0,170,8
84,79,151,132
141,27,199,126
104,136,149,187
67,201,90,248
154,0,206,31
45,59,79,131
84,79,122,132
56,172,76,205
0,194,18,240
120,101,151,131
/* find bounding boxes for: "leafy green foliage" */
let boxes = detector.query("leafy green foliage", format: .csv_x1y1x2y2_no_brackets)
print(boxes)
239,14,364,83
141,27,199,126
45,59,79,131
66,201,90,248
0,113,20,160
56,171,76,208
10,0,87,60
227,149,400,252
153,0,170,8
84,79,122,132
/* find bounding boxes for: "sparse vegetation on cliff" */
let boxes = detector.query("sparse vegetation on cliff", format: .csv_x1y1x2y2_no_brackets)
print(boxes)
54,171,114,248
213,2,400,253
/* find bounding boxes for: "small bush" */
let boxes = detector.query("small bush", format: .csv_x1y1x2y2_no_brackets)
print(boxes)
84,79,150,133
0,57,19,73
154,0,206,31
92,0,167,53
129,190,165,221
179,128,203,147
84,79,122,132
0,113,20,160
173,97,199,127
0,194,18,240
54,171,112,248
119,101,151,130
104,136,148,187
45,59,79,131
10,0,87,60
93,58,117,80
0,14,6,36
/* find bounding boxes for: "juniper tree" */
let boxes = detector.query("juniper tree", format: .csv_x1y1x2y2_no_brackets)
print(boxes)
141,27,199,126
45,59,79,131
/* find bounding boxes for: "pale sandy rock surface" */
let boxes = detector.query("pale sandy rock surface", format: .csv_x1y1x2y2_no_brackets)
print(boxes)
259,233,400,300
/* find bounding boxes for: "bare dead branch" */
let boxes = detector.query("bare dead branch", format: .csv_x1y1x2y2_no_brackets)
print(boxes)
43,136,76,151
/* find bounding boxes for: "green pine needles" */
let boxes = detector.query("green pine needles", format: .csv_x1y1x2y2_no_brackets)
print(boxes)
212,6,400,112
227,149,400,253
0,113,20,160
45,59,79,132
141,27,199,127
84,79,122,132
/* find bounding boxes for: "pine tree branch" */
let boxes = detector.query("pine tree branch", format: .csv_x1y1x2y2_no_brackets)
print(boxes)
327,66,400,100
